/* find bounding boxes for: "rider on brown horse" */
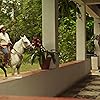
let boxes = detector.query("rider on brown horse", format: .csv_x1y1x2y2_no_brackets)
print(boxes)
0,25,12,66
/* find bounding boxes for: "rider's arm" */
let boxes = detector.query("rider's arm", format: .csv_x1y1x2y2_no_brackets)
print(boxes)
0,33,5,42
0,33,7,46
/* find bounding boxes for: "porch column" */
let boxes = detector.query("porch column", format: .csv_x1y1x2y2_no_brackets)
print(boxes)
94,18,100,67
42,0,58,67
76,2,86,60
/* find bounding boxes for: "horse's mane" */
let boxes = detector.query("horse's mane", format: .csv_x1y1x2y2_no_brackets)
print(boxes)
13,39,22,49
11,38,24,54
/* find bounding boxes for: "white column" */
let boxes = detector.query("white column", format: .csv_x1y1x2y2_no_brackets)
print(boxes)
42,0,58,50
94,18,100,67
42,0,58,68
76,2,86,60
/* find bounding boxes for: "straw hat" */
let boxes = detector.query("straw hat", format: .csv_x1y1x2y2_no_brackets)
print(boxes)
0,25,4,29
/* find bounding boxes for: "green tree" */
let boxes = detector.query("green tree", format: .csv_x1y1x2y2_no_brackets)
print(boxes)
58,0,77,63
0,0,94,64
86,14,94,54
0,0,42,43
58,16,76,63
58,0,94,63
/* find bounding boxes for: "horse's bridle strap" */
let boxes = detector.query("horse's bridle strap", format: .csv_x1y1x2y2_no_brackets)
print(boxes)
12,48,23,59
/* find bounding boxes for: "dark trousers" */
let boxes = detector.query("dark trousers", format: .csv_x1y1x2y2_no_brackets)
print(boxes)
2,48,9,64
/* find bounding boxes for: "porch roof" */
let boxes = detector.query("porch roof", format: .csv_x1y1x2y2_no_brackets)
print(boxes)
81,0,100,18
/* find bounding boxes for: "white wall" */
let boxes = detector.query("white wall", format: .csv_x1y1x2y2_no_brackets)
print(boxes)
0,60,91,96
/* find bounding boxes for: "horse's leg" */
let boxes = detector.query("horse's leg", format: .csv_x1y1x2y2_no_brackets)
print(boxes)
16,63,22,77
12,66,16,76
0,65,7,78
16,66,22,78
17,66,20,75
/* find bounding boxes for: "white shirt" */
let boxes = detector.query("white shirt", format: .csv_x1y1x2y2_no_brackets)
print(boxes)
0,32,11,47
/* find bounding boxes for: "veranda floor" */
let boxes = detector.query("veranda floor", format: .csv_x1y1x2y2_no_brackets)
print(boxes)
59,70,100,100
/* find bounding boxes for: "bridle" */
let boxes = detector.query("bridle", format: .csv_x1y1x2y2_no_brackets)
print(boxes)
11,48,23,60
11,38,26,60
11,38,31,59
21,38,31,49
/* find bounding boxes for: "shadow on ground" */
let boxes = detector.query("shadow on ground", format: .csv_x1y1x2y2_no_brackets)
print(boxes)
59,75,100,100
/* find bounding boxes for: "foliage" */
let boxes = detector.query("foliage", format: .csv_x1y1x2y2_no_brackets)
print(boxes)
58,2,94,63
58,0,77,63
58,17,76,63
86,35,95,54
86,15,94,54
0,0,94,65
0,0,42,43
58,0,81,18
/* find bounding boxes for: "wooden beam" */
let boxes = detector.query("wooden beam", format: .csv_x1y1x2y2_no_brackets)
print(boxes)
75,0,100,18
83,0,100,5
86,5,100,18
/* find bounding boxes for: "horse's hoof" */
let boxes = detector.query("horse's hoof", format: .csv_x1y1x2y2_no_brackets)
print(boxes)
3,77,8,80
15,75,22,78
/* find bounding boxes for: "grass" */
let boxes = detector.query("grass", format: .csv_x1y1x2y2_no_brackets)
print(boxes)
0,53,40,75
0,62,40,75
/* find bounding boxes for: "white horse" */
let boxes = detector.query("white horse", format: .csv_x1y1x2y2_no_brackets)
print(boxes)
0,35,33,78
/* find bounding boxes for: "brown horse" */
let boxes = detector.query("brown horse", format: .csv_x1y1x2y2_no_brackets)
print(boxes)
0,35,33,78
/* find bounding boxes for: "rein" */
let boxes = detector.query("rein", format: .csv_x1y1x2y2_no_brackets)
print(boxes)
11,48,23,60
11,39,25,60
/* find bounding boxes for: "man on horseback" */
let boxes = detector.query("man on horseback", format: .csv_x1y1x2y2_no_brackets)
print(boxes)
0,25,12,66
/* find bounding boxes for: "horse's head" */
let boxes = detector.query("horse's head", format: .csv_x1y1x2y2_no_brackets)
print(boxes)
21,35,32,49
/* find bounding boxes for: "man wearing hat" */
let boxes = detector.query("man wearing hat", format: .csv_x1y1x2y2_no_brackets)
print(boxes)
0,25,12,66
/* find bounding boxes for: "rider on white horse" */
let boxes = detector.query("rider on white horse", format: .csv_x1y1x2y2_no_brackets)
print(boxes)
0,25,12,66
